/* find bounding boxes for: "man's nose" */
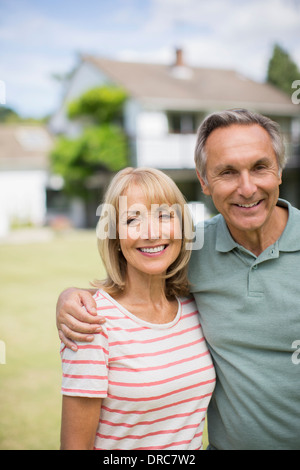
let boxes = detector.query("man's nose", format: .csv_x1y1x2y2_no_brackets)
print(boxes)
237,172,257,198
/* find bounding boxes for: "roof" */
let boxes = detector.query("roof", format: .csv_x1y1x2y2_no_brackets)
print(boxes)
82,54,298,116
0,124,53,170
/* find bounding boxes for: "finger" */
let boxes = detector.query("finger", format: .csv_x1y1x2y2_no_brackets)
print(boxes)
60,325,96,347
62,314,103,335
79,291,98,315
59,329,80,352
62,302,104,325
79,307,106,325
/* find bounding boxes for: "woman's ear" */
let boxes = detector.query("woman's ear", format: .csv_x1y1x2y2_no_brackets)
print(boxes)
196,169,211,196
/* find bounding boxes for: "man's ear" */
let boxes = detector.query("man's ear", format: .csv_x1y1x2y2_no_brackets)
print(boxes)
196,169,211,196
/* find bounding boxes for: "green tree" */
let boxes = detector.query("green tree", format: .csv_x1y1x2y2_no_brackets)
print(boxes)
50,86,128,196
51,125,128,196
68,86,127,124
267,44,300,95
0,106,19,122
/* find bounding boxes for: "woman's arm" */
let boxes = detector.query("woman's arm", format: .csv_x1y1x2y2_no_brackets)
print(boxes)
60,395,102,450
56,287,104,351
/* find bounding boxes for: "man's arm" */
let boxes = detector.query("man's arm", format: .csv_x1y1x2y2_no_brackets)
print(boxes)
56,287,104,351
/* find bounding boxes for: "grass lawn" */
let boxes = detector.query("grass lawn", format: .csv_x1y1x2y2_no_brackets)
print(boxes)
0,229,105,450
0,228,208,450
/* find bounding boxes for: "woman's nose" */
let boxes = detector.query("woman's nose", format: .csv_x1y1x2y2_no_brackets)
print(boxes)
140,215,160,239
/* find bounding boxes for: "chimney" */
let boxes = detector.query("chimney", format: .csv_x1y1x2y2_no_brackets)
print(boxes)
175,48,184,67
170,47,193,79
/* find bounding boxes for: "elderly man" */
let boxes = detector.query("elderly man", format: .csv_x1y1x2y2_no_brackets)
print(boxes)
57,109,300,450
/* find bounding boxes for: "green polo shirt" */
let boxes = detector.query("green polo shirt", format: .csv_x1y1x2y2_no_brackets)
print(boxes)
189,199,300,450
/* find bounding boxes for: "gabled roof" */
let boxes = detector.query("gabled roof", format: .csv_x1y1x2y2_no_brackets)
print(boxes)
82,54,298,116
0,124,53,170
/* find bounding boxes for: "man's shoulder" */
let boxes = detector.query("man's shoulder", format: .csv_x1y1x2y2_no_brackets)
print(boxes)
203,214,221,229
191,214,222,261
194,213,222,243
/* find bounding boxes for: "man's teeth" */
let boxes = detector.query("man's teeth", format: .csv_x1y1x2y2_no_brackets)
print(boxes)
140,245,166,253
237,201,260,208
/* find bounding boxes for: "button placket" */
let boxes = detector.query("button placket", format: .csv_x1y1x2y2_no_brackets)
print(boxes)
248,262,263,297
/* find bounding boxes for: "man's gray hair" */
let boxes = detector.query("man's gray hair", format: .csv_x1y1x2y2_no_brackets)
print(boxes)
194,108,286,183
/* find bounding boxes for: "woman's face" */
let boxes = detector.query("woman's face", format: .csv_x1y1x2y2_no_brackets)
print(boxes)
118,184,182,278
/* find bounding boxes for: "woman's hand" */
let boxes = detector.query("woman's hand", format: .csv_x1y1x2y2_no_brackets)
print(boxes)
56,287,104,351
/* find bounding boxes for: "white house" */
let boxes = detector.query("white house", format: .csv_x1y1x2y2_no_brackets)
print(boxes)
0,124,53,237
50,49,300,210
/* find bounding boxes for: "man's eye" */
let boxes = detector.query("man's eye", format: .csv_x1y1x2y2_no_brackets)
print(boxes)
254,165,266,171
220,169,235,176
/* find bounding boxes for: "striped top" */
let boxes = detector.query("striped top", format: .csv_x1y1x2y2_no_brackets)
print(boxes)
60,290,216,450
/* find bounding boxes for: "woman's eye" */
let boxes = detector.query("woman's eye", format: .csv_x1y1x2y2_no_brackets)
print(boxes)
159,212,171,219
127,217,140,226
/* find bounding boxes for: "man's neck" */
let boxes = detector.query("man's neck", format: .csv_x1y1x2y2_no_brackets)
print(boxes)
228,205,289,257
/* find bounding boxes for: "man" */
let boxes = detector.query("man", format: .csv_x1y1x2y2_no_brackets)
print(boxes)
57,109,300,449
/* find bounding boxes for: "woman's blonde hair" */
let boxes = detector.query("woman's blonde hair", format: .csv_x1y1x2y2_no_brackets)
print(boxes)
93,167,193,297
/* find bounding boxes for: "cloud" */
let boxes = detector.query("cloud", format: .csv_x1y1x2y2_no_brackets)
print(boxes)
0,0,299,116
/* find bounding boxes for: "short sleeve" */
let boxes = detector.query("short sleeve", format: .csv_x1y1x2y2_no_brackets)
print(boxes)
60,328,109,398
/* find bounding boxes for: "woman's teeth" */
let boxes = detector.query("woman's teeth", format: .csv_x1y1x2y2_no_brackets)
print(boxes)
139,245,166,253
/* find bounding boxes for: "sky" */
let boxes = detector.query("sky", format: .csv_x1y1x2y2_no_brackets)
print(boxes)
1,0,300,118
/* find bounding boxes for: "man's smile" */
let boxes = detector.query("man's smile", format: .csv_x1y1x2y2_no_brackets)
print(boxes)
234,200,262,209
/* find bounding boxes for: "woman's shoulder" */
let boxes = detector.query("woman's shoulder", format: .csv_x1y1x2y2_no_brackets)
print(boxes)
93,288,116,310
93,288,128,321
178,293,195,302
178,294,198,311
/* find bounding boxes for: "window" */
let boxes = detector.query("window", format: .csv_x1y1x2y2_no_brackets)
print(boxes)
168,112,199,134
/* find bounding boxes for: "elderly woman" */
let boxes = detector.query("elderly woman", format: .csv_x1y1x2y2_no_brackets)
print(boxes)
60,167,215,450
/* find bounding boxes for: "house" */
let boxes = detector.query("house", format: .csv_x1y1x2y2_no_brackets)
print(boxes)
0,124,54,237
50,49,300,214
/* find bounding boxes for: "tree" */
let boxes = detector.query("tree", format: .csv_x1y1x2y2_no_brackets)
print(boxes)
51,125,128,196
267,44,300,95
68,86,127,124
0,106,19,122
50,86,128,196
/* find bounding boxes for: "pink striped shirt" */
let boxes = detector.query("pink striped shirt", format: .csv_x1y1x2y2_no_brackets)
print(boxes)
60,290,216,450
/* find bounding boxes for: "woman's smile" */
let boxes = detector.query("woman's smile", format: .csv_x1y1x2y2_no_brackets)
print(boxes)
137,244,168,255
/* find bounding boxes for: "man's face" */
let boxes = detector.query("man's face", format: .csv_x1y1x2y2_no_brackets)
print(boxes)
197,124,282,241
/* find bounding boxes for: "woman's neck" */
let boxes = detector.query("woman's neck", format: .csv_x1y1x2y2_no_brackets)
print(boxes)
113,270,177,324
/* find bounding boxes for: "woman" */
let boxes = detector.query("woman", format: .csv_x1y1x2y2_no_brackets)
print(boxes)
60,167,215,450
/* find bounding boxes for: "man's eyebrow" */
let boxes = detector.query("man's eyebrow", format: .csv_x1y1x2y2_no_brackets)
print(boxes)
213,157,272,173
213,163,236,173
253,157,272,166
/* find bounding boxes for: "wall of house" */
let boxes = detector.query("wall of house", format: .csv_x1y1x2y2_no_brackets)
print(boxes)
0,170,47,237
134,110,197,169
49,61,111,137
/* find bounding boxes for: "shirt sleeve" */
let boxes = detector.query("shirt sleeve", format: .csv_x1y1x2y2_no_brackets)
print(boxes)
60,327,109,398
